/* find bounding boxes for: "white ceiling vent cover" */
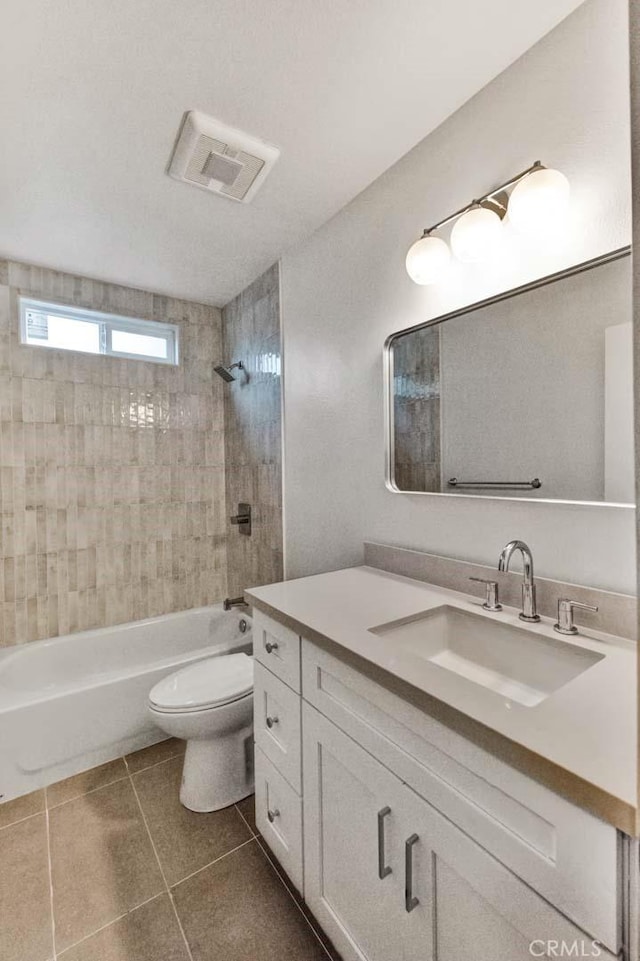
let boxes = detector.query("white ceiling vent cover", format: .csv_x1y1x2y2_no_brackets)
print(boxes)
168,111,280,204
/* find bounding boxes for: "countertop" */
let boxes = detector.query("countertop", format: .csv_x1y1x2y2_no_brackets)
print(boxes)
246,565,638,834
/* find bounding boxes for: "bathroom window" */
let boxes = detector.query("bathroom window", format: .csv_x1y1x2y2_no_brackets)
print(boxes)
18,297,179,365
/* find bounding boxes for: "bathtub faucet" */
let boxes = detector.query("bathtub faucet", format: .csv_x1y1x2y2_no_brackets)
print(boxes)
223,596,248,611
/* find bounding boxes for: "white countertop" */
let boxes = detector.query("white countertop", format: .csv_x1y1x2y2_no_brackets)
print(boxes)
247,565,637,829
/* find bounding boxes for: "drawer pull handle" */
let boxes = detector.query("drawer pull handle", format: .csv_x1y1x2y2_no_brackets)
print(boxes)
377,806,392,880
405,834,420,913
266,715,279,729
267,807,280,823
265,641,279,654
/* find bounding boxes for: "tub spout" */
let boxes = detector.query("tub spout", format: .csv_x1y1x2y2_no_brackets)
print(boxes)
223,597,248,611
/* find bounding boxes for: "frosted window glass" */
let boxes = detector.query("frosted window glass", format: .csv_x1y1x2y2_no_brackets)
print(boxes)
111,329,168,359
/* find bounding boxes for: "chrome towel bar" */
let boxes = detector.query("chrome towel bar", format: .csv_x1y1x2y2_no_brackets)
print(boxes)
447,477,541,490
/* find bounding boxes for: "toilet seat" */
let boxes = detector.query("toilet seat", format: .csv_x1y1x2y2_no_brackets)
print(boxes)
149,653,253,714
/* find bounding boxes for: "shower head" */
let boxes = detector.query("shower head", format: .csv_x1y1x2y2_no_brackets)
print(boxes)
214,362,244,383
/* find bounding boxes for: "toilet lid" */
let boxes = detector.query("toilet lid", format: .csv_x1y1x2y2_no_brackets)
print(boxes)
149,654,253,713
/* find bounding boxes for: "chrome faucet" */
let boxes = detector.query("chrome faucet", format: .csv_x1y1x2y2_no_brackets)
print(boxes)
497,540,540,622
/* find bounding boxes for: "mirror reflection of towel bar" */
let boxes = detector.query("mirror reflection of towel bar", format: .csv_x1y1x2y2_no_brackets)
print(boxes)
447,478,542,490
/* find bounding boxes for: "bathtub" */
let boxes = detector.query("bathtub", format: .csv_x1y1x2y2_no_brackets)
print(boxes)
0,605,252,803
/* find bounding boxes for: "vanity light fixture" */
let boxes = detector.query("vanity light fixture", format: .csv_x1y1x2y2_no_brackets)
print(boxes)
405,161,570,284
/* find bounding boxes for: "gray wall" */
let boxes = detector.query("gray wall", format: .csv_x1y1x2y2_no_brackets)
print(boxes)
222,264,283,598
438,255,632,502
280,0,635,594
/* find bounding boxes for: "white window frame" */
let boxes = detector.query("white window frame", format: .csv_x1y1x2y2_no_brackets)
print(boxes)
18,297,180,366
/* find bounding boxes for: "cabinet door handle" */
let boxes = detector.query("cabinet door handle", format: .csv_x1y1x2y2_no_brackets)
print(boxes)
377,806,392,879
404,834,420,912
265,641,279,654
267,808,280,823
265,715,279,729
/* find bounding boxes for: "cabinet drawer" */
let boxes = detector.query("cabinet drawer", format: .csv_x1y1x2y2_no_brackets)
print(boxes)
254,660,302,793
302,638,620,952
253,611,301,692
255,747,303,893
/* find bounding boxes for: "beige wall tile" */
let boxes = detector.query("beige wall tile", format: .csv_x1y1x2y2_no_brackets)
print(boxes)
0,261,228,644
222,263,283,599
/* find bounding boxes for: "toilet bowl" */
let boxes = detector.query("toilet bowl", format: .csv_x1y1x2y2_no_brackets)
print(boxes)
148,653,254,813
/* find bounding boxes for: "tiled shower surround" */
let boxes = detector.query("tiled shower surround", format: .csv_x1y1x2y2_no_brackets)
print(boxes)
0,260,230,645
222,264,283,598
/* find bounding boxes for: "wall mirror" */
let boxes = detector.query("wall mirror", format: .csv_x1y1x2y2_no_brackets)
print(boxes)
386,248,634,505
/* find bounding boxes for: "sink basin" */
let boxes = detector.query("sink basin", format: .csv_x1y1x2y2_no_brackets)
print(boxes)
369,606,604,706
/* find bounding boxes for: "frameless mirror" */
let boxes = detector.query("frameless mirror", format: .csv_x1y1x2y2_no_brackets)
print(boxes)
386,249,634,505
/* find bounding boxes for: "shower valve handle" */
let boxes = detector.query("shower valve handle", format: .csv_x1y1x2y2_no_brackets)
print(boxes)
230,503,252,536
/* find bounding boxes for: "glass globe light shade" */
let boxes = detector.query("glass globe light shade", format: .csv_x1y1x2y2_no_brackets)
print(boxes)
405,235,451,285
507,167,570,236
450,206,503,263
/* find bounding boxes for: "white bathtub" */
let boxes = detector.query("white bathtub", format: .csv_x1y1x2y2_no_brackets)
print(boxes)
0,605,252,803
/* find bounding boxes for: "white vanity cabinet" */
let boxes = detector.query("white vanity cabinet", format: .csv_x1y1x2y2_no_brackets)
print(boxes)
253,611,304,891
252,611,623,961
303,704,617,961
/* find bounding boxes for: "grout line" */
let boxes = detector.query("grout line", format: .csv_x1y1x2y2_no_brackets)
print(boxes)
124,748,185,778
233,801,258,837
127,773,171,890
56,893,163,958
46,773,130,811
171,836,257,889
127,771,194,961
0,808,43,832
44,787,57,961
127,751,185,777
255,836,334,960
167,889,195,961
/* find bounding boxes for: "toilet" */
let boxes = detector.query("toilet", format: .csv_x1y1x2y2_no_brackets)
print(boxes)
148,653,254,813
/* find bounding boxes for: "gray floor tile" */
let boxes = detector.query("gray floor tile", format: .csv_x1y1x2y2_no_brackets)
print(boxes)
235,793,256,834
58,894,190,961
0,813,53,961
172,839,327,961
0,788,45,828
125,738,185,774
47,758,128,807
132,756,252,885
49,778,164,952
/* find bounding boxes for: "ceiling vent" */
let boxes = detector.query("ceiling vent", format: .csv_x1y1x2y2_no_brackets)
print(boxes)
167,111,280,204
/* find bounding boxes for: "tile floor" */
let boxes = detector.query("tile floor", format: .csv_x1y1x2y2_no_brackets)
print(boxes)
0,738,340,961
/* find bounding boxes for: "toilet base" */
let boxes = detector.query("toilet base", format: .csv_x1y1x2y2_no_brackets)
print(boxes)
179,722,254,812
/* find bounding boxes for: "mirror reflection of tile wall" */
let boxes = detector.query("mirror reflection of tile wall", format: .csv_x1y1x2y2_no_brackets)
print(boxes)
393,324,441,493
0,261,228,645
222,263,283,597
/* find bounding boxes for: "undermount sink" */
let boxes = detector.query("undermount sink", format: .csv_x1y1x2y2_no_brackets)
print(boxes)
369,605,604,707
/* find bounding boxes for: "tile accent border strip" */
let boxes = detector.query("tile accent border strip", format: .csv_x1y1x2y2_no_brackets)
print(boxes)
363,542,636,640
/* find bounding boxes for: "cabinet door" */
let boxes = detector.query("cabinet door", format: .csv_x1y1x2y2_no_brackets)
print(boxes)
303,703,410,961
400,784,618,961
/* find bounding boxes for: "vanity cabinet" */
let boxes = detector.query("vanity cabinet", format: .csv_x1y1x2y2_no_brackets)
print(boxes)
252,611,622,961
253,612,304,890
303,704,613,961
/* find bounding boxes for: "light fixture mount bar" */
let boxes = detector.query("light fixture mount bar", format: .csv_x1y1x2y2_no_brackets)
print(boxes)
423,161,544,237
